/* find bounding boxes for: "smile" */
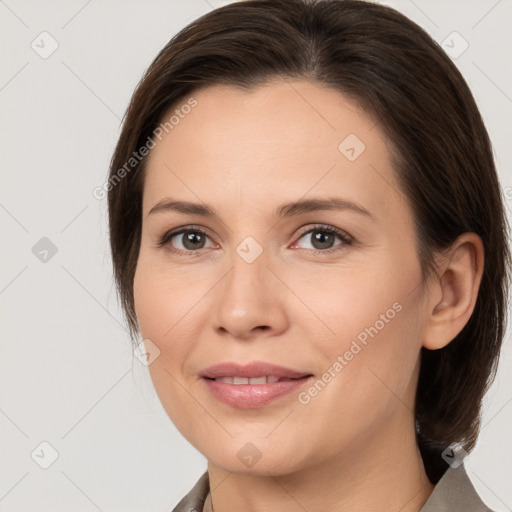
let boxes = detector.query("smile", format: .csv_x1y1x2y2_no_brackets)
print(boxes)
199,362,313,408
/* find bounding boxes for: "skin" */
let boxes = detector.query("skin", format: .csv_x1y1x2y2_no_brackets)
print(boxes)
133,80,484,511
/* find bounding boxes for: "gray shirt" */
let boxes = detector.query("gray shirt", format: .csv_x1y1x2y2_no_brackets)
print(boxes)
172,463,495,511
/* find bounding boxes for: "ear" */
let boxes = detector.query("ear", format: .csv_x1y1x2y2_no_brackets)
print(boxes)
422,233,484,350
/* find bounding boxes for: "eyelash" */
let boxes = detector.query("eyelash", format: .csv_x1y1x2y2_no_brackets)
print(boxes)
157,224,353,257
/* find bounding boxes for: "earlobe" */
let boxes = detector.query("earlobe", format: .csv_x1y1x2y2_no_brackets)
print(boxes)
422,233,484,350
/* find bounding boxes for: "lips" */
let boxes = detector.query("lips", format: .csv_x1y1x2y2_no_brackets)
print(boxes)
200,361,311,380
200,361,313,408
213,376,281,384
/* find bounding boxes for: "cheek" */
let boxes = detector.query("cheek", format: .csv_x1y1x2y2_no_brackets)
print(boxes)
133,250,208,340
283,256,407,345
133,251,213,390
133,256,207,437
133,262,165,341
292,255,423,404
314,286,423,425
295,302,423,462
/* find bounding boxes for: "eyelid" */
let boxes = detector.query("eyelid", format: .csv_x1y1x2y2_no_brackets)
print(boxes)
293,223,353,244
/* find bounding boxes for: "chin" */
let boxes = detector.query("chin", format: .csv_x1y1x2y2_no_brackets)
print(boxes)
200,436,310,477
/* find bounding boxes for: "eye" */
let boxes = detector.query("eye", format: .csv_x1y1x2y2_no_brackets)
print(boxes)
158,226,217,254
158,223,353,256
291,224,353,253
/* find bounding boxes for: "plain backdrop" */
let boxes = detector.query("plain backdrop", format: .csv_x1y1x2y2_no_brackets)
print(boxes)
1,0,511,510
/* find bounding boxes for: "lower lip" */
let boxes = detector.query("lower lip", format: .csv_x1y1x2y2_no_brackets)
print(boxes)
202,377,313,409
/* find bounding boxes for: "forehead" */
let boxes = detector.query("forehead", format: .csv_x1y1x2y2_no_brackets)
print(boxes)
142,80,402,219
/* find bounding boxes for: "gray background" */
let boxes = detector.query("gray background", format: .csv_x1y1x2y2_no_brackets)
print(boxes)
1,0,511,510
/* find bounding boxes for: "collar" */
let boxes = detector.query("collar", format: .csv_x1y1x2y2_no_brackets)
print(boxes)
172,462,494,512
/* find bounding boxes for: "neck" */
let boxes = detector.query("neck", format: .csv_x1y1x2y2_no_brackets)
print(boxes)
206,411,434,512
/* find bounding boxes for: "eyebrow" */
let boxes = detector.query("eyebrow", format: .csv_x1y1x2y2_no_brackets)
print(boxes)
148,197,373,219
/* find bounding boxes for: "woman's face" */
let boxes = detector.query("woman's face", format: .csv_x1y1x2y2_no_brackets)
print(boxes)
133,80,431,475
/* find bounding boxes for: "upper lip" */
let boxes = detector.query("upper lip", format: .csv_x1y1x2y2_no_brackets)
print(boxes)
200,361,312,379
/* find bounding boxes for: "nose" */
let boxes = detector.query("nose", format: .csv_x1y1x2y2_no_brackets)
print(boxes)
211,244,289,341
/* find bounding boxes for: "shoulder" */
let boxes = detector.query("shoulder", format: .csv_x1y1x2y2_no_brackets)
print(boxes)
420,463,496,512
173,464,496,512
171,471,210,512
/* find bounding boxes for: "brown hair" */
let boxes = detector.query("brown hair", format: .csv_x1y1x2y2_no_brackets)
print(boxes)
107,0,510,484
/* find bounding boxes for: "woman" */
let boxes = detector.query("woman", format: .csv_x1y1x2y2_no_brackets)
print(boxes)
107,0,510,510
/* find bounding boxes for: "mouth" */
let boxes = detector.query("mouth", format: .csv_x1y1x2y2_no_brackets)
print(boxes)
205,375,304,384
199,362,313,408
